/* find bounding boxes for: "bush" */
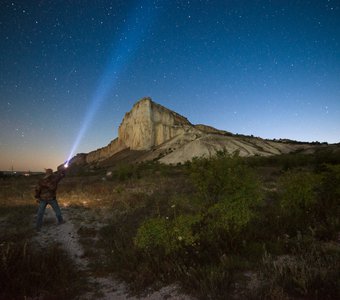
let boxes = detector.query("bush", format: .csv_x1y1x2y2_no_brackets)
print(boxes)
202,194,259,246
278,166,340,238
135,214,200,255
135,217,169,253
188,151,249,205
116,164,139,181
278,170,319,232
188,151,263,248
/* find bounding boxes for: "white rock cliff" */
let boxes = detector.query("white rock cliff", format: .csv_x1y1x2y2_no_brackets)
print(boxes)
85,97,194,163
70,97,314,165
118,97,192,150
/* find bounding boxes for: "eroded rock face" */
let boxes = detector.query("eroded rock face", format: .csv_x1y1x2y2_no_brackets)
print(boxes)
86,138,125,163
85,97,193,163
118,97,192,150
75,97,315,166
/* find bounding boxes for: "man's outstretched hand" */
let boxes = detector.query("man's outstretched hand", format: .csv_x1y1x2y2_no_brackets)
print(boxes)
57,164,67,175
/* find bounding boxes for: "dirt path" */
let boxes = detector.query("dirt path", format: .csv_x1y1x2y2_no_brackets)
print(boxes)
33,206,194,300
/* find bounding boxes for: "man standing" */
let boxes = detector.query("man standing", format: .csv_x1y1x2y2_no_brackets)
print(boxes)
35,166,66,231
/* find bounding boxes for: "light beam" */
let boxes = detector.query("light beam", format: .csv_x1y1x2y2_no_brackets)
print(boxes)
66,1,165,164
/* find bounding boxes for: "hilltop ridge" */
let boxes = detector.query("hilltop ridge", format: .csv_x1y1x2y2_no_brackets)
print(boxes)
69,97,320,166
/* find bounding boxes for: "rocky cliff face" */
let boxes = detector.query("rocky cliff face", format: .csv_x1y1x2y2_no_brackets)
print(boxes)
70,97,315,166
85,97,193,163
118,97,192,150
86,138,125,163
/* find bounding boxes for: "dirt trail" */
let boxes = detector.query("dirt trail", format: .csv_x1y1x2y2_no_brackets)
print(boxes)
33,206,194,300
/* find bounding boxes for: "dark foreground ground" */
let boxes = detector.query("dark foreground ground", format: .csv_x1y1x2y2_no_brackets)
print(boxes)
1,148,340,299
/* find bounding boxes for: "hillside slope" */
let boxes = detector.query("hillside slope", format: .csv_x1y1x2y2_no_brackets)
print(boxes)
69,97,319,166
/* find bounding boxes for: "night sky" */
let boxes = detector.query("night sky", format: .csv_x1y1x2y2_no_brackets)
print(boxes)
1,0,340,171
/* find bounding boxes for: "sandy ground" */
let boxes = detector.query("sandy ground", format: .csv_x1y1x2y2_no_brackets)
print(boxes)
33,206,194,300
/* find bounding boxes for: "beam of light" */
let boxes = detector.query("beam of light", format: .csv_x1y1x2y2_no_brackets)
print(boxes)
66,1,165,164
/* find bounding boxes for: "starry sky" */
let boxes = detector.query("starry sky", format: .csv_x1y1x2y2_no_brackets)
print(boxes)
1,0,340,171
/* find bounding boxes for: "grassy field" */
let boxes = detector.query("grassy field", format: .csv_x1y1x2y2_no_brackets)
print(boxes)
1,148,340,299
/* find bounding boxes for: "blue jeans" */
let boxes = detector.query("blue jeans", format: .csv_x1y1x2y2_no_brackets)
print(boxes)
36,198,63,229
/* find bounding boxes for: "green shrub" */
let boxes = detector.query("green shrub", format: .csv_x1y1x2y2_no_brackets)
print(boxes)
202,193,260,247
189,151,247,205
135,152,263,258
278,166,340,237
188,151,263,248
135,217,169,253
277,170,319,234
135,214,200,255
172,214,201,248
115,164,139,181
189,151,262,202
279,170,319,214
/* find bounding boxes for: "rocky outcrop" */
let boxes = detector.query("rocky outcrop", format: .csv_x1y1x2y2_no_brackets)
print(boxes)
86,138,125,163
85,97,194,163
71,97,315,166
118,98,192,150
194,124,233,136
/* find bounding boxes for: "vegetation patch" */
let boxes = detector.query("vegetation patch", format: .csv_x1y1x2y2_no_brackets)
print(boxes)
1,147,339,299
0,240,85,299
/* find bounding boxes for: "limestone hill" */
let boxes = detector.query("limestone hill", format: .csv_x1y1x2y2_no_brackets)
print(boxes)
69,97,325,167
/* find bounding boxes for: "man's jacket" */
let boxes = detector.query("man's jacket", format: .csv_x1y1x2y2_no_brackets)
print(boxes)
35,171,65,200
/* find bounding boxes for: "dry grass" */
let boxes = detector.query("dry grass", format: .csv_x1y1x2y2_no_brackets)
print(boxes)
0,175,87,299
